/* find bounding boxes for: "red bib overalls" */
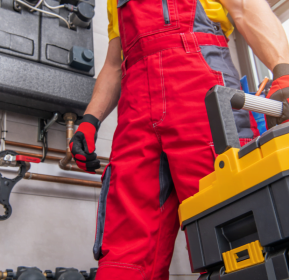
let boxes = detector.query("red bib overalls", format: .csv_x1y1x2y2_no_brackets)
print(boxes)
94,0,259,279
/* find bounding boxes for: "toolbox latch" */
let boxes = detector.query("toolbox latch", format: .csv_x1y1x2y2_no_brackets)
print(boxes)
222,240,265,273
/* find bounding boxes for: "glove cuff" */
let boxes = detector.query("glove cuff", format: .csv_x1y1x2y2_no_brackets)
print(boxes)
273,63,289,81
80,114,101,131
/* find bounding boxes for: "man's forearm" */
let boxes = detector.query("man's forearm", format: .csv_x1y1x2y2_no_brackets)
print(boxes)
221,0,289,71
85,37,122,122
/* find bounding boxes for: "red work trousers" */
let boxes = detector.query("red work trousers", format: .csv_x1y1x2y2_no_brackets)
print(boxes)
93,0,258,279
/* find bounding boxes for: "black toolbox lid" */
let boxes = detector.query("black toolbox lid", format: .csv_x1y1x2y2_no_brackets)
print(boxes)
238,136,260,159
259,122,289,146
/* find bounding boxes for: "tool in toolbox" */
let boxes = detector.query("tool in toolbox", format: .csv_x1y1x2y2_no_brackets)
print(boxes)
179,85,289,280
0,150,40,221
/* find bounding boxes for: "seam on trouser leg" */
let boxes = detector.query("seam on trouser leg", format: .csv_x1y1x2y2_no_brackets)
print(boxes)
98,262,147,280
150,211,162,280
153,51,166,128
152,52,166,145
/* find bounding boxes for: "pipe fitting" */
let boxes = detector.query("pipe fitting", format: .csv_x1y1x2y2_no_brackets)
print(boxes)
59,113,77,169
63,112,77,123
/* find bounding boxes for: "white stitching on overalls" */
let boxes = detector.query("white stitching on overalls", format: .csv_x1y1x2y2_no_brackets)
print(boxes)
99,263,147,280
189,0,196,29
180,33,191,53
153,51,166,128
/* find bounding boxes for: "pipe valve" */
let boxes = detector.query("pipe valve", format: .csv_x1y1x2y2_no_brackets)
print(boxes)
0,151,39,221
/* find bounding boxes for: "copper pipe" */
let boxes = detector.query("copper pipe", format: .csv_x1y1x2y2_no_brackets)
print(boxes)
6,140,65,155
0,271,7,279
6,140,109,161
15,150,63,161
59,113,77,170
14,150,106,170
61,164,104,175
58,113,105,174
24,172,102,188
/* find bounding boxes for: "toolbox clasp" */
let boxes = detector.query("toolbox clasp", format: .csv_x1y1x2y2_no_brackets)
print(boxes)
222,240,265,274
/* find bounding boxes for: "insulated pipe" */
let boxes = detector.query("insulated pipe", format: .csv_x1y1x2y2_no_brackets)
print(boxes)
230,92,283,117
24,172,102,188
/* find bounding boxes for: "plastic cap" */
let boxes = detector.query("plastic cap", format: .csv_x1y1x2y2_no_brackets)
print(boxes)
77,2,94,22
82,49,94,62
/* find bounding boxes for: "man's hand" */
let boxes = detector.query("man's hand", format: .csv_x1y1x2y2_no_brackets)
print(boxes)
266,64,289,128
70,114,101,173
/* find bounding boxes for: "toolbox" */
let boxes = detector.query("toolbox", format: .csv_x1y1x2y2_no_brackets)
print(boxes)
179,86,289,280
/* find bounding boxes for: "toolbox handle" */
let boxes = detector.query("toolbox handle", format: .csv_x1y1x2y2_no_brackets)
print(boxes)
231,90,282,118
205,86,283,154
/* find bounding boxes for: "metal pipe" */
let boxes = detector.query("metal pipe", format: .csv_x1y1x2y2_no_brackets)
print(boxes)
14,150,63,161
0,271,8,279
40,112,59,141
13,150,106,170
24,172,102,188
59,113,77,169
0,112,7,152
6,140,66,154
59,164,104,175
43,112,59,132
58,113,104,175
5,140,109,161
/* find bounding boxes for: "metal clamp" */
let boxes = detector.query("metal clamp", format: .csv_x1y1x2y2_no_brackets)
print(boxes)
39,112,59,141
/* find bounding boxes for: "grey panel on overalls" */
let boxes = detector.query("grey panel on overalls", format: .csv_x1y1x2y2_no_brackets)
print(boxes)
93,165,111,260
93,153,174,261
194,0,254,139
117,0,129,8
159,152,174,207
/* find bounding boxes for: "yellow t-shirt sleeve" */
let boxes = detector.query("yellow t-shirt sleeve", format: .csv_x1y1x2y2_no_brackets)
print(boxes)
107,0,120,41
199,0,234,37
107,0,233,41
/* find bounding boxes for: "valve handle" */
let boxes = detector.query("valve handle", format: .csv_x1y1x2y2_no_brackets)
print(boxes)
15,155,41,163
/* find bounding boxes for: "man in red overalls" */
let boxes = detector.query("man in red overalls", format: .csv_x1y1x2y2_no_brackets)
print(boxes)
70,0,289,279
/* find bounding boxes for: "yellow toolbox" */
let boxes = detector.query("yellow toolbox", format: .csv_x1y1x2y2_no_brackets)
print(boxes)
179,86,289,280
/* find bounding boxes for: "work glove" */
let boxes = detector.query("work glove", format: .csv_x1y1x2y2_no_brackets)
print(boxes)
266,63,289,129
69,114,101,173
